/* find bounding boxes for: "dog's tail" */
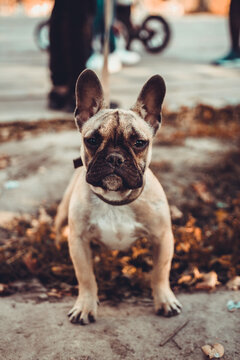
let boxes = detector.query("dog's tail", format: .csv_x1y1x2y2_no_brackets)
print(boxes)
54,170,79,248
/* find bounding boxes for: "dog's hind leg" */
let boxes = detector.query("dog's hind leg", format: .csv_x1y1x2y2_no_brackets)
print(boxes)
54,170,80,247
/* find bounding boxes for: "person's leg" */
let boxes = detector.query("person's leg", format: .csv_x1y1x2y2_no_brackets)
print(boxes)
212,0,240,65
87,0,122,74
116,4,132,29
48,0,96,111
63,3,95,111
229,0,240,54
48,2,69,109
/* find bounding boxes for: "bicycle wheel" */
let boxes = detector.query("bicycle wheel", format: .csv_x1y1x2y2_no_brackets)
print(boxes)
139,15,171,54
34,20,50,51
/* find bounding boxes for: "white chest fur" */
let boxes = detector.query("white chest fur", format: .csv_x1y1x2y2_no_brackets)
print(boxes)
89,200,143,251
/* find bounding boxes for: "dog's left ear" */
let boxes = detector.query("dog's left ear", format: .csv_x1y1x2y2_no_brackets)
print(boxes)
74,69,105,131
131,75,166,134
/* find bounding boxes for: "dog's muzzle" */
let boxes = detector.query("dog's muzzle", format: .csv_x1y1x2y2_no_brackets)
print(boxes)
86,152,143,191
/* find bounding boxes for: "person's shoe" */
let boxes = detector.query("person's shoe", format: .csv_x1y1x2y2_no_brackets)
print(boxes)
87,51,122,73
64,94,76,113
116,48,141,66
108,52,122,73
86,52,104,71
48,87,68,110
212,50,240,66
110,101,120,109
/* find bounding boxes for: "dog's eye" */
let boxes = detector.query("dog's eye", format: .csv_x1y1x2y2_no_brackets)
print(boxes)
134,140,148,149
85,137,99,146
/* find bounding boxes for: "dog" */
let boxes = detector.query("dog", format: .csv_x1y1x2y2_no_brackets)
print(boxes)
55,69,182,325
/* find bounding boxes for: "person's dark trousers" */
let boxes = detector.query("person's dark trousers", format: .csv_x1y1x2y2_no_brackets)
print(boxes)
93,0,116,54
229,0,240,54
116,4,131,30
49,0,96,109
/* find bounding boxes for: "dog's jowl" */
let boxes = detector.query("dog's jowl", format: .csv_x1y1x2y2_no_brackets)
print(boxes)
55,69,182,325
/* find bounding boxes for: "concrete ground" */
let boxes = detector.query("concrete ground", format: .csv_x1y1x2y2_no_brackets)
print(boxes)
0,288,240,360
0,13,240,360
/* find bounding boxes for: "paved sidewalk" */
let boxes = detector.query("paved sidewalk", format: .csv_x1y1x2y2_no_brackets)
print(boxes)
0,14,240,123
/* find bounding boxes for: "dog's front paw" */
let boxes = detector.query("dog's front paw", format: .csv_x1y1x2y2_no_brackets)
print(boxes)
153,287,182,317
68,294,98,325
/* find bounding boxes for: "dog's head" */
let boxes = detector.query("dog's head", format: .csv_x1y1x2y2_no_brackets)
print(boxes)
74,70,165,204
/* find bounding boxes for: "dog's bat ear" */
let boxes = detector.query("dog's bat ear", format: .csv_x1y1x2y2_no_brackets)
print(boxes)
74,69,105,130
131,75,166,134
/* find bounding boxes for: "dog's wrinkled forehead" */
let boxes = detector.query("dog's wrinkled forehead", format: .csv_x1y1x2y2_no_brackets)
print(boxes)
82,109,153,140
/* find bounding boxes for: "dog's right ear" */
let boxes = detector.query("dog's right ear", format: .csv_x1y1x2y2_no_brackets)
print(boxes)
74,69,105,131
131,75,166,134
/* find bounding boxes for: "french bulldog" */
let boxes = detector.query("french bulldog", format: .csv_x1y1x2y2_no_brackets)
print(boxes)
55,69,182,325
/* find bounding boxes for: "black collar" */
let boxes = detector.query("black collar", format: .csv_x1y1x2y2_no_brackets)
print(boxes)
92,187,143,206
73,156,83,169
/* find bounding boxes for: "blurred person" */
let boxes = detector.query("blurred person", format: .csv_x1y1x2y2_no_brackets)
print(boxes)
115,0,141,66
87,0,140,73
48,0,96,111
87,0,122,73
212,0,240,65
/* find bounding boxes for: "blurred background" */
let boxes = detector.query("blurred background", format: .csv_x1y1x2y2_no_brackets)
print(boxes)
0,0,231,17
0,0,238,123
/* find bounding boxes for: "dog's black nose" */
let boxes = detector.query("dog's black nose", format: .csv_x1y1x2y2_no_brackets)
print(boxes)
106,153,124,167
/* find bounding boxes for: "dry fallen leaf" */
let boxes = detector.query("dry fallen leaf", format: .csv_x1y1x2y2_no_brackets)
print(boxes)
39,207,52,225
192,182,214,203
193,267,203,280
210,254,231,268
62,225,69,239
122,265,137,277
178,274,192,285
195,271,220,290
47,288,62,298
201,343,224,359
170,205,183,220
51,265,72,276
0,283,8,295
132,246,148,259
176,241,191,253
0,154,10,169
0,211,19,227
23,252,38,273
226,276,240,291
215,209,228,223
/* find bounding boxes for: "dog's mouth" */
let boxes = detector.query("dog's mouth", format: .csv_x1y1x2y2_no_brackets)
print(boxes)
86,162,143,191
101,174,123,191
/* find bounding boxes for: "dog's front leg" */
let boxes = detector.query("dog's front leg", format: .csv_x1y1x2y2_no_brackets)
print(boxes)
68,230,98,325
151,230,182,317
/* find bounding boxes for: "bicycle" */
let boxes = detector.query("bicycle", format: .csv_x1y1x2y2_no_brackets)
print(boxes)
115,0,171,54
